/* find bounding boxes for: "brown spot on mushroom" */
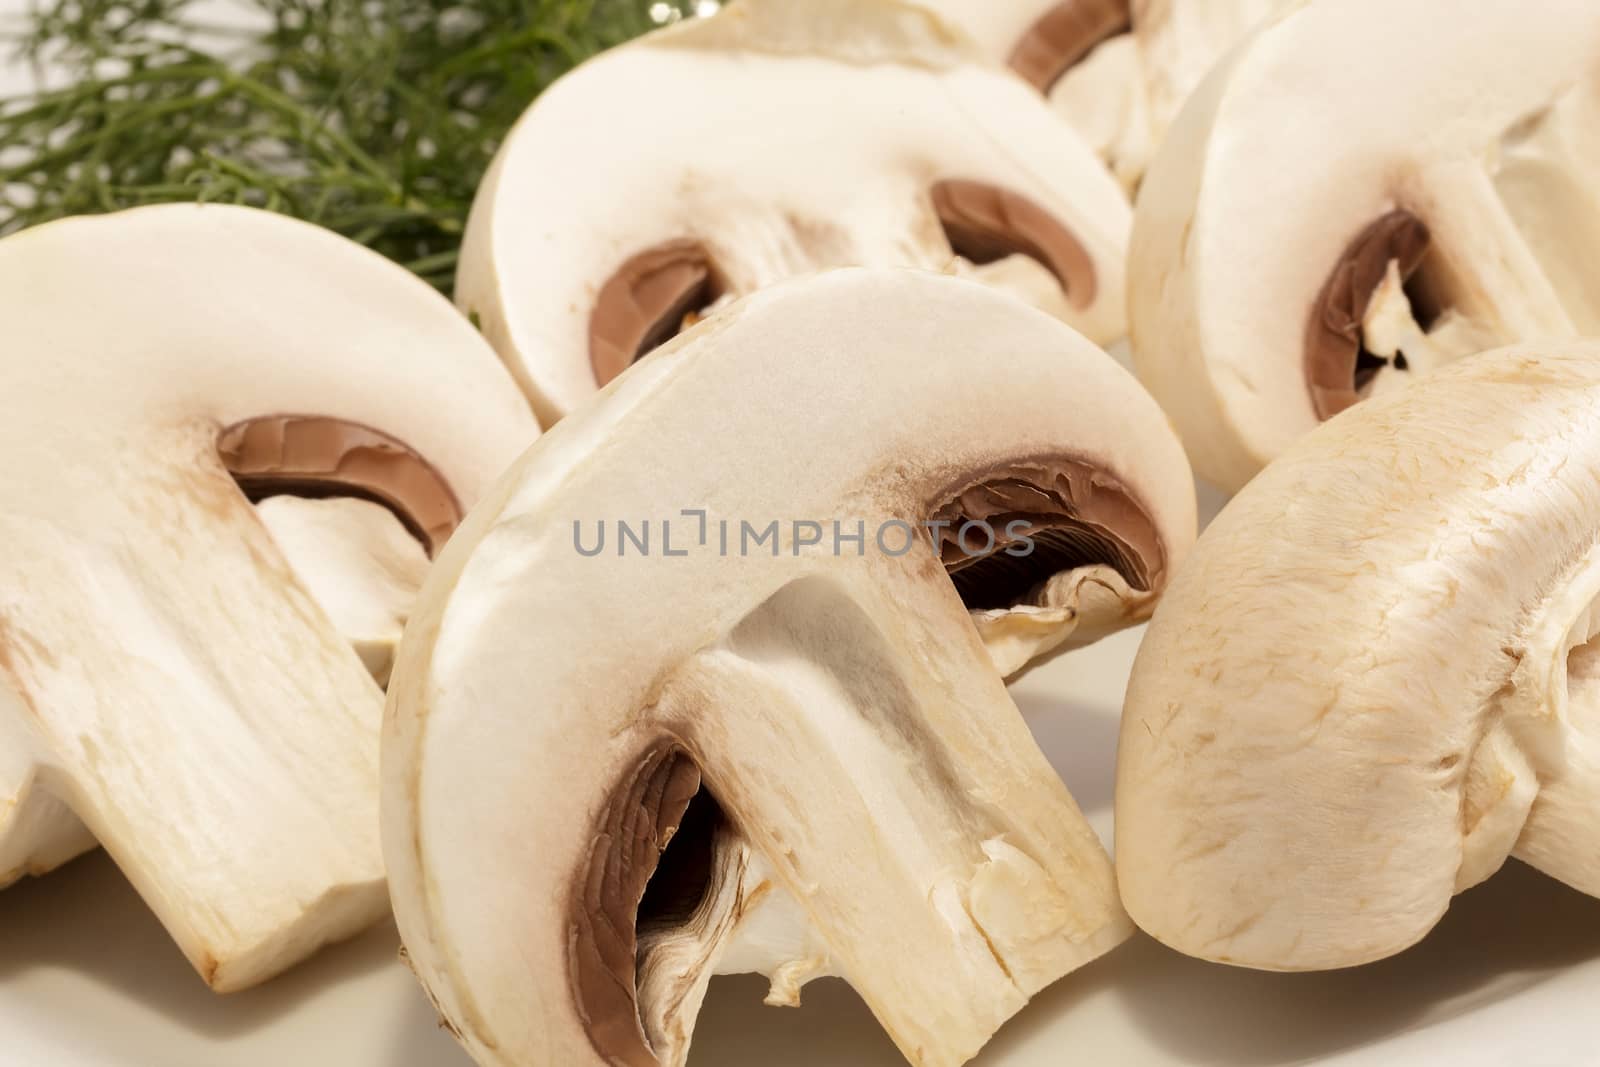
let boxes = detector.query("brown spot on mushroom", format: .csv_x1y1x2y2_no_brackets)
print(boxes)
929,458,1163,611
590,241,722,390
1008,0,1132,93
569,743,706,1067
217,416,461,555
1305,210,1432,421
932,180,1097,309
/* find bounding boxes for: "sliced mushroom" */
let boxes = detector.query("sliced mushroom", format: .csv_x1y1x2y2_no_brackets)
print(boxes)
1130,0,1600,491
385,270,1196,1067
0,204,536,990
456,0,1131,426
1118,343,1600,970
1131,0,1294,156
912,0,1144,190
254,497,431,687
915,0,1295,191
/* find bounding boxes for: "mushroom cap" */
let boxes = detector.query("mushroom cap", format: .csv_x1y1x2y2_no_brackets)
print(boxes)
0,204,536,989
1118,343,1600,970
385,269,1194,1067
1129,0,1600,491
456,0,1131,425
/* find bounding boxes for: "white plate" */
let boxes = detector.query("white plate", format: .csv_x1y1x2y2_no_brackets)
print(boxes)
5,627,1600,1067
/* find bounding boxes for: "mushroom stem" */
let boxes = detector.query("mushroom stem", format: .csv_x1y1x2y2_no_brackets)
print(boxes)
664,564,1128,1067
253,496,430,687
1405,162,1576,342
1,455,389,990
1492,84,1600,333
636,838,835,1066
1360,260,1498,400
0,699,96,888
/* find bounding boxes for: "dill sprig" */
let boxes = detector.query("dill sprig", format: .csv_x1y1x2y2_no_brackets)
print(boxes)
0,0,663,288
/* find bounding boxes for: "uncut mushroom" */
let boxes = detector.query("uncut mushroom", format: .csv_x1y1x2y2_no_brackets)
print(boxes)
1118,343,1600,970
385,270,1196,1067
457,0,1130,426
0,204,536,989
1130,0,1600,491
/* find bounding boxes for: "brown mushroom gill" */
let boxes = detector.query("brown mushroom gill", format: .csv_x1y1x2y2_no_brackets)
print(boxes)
932,180,1098,309
933,460,1163,612
562,464,1160,1064
1008,0,1133,94
218,415,462,556
570,744,708,1067
590,241,723,390
1305,210,1436,421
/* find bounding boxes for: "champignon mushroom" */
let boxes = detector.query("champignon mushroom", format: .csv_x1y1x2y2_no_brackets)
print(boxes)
456,0,1131,426
1118,343,1600,970
384,270,1196,1067
915,0,1295,192
254,497,431,687
1130,0,1600,491
0,204,536,990
911,0,1145,190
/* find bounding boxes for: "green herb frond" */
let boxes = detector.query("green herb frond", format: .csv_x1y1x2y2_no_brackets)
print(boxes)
0,0,666,289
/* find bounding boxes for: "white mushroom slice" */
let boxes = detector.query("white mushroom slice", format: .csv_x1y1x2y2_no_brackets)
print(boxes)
0,691,97,888
915,0,1293,190
0,204,536,990
1050,34,1151,194
1131,0,1297,153
385,270,1196,1067
255,497,430,687
1130,0,1600,491
456,0,1130,426
1117,343,1600,971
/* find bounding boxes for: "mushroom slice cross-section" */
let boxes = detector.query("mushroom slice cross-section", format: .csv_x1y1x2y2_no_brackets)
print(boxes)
914,0,1298,192
1118,343,1600,971
456,0,1131,426
384,270,1196,1067
0,204,537,990
1130,0,1600,491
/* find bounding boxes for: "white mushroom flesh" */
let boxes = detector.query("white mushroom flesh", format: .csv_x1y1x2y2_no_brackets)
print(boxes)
254,496,431,687
456,0,1130,425
386,270,1196,1067
0,204,536,990
1129,0,1600,490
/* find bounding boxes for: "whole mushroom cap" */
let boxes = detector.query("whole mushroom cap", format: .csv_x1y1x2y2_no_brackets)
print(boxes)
1130,0,1600,491
1118,343,1600,970
385,269,1195,1067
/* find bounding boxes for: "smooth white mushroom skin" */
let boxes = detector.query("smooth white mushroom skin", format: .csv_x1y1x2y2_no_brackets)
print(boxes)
0,204,536,990
456,0,1130,426
1130,0,1600,491
1117,344,1600,971
385,270,1195,1067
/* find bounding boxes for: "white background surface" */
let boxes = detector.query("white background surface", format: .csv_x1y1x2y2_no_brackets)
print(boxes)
4,2,1600,1064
